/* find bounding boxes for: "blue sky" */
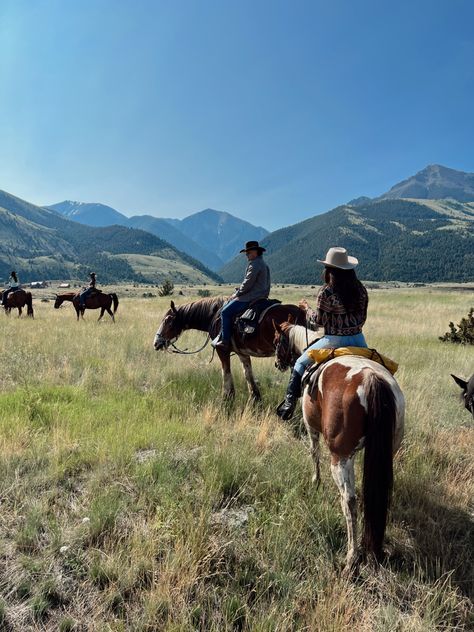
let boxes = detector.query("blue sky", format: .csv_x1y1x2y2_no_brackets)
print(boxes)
1,0,473,230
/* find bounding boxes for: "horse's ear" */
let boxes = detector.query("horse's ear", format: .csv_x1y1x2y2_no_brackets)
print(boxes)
170,300,177,312
272,319,281,333
287,313,295,324
451,374,467,391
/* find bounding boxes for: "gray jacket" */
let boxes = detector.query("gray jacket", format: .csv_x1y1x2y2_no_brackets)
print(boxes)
234,256,271,303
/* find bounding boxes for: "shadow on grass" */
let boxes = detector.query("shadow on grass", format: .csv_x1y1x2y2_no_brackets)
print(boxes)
390,475,473,600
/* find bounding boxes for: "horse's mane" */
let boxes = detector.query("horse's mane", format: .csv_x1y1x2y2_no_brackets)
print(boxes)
177,296,226,331
289,324,321,354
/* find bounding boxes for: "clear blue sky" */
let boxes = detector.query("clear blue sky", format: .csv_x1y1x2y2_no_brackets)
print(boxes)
1,0,473,230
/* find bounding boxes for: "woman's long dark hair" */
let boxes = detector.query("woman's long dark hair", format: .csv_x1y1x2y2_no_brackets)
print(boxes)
11,271,18,282
324,267,364,310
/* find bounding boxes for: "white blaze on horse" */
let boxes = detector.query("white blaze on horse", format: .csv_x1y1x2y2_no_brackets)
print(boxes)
274,321,405,570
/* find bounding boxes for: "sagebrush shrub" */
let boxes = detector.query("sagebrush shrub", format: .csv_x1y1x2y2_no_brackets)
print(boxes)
439,307,474,344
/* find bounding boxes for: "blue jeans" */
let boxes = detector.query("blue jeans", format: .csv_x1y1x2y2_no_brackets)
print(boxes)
220,298,250,342
294,332,368,376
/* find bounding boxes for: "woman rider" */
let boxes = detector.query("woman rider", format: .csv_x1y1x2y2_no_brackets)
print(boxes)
2,271,20,306
79,272,97,309
276,247,368,420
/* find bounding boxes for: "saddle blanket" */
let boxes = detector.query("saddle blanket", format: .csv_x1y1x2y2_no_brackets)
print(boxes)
307,347,398,375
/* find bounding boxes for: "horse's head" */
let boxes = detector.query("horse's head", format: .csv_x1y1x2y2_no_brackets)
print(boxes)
154,301,183,351
451,373,474,419
273,316,298,372
53,295,62,309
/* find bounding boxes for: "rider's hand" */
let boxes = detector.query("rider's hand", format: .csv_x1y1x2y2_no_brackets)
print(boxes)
299,299,309,311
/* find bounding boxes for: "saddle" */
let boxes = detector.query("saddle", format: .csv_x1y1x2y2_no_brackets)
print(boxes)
302,347,398,396
236,298,281,336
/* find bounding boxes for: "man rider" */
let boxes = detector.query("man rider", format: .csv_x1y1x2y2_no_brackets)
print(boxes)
212,241,270,352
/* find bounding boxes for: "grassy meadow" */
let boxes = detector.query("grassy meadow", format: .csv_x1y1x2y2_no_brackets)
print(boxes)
0,285,473,631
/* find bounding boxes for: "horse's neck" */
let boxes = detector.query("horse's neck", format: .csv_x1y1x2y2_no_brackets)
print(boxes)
179,299,224,333
290,325,320,354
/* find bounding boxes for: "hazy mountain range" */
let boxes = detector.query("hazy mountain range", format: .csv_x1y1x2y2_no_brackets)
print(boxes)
0,191,221,284
1,163,473,284
48,202,269,271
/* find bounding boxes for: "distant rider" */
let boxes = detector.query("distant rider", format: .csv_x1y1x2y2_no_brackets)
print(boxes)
79,272,97,309
2,271,20,307
212,241,270,352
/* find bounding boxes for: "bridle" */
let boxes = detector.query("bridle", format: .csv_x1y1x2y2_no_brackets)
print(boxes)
274,328,298,372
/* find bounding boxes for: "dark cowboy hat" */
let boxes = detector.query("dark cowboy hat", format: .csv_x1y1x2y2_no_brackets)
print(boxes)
239,240,266,254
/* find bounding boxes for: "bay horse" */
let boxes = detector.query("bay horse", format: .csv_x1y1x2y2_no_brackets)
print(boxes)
3,289,34,317
54,291,119,322
154,297,305,400
274,321,405,571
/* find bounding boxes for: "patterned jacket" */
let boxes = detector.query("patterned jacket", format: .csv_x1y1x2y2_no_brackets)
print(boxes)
308,284,368,336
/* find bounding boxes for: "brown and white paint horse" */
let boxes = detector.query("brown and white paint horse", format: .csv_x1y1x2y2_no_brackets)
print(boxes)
154,298,305,400
274,322,405,570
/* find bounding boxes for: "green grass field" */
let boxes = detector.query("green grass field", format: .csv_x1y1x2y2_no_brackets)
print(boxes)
0,286,472,631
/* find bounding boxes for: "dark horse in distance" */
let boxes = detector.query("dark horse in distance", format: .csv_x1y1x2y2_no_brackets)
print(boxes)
54,291,119,322
3,289,34,317
154,297,305,400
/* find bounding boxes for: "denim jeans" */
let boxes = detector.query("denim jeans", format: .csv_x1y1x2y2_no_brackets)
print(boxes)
220,298,250,342
294,332,368,376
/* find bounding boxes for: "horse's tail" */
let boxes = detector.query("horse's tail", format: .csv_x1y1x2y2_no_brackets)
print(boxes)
26,292,34,318
111,293,119,313
362,372,396,561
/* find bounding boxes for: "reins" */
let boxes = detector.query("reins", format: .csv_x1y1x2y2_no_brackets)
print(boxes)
169,333,211,355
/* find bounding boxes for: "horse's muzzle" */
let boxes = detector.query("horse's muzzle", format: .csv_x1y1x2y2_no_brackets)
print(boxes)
154,334,170,351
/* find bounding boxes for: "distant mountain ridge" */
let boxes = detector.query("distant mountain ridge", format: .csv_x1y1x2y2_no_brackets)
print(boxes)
0,190,220,284
221,164,474,284
48,202,269,270
378,164,474,201
220,197,474,283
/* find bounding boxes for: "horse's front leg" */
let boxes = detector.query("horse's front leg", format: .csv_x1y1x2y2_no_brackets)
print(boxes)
217,349,235,400
18,307,22,318
330,455,358,570
238,354,261,402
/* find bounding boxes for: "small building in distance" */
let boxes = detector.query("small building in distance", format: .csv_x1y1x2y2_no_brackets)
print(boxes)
30,281,48,289
58,282,71,288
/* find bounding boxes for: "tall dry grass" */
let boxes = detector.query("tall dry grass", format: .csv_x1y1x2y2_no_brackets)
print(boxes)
0,286,472,631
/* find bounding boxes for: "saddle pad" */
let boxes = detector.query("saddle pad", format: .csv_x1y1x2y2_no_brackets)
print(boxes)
307,347,398,375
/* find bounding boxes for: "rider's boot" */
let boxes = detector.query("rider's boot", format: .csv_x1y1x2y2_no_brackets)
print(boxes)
211,333,230,352
276,370,303,420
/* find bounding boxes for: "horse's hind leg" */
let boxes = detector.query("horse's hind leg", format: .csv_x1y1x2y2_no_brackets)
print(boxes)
98,308,105,321
331,455,358,570
106,307,115,322
306,426,321,486
238,355,261,401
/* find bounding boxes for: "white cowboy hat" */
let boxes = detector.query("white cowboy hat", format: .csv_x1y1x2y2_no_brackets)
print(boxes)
317,247,358,269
